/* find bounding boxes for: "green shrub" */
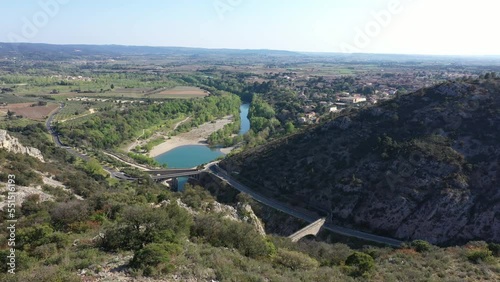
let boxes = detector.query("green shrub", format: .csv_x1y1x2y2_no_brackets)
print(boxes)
0,250,35,273
17,224,54,251
467,249,493,263
345,252,375,277
191,215,271,258
273,249,319,271
100,203,192,251
181,184,214,211
488,243,500,257
411,240,432,253
299,241,352,266
130,242,181,276
50,200,90,230
7,265,80,282
32,243,58,259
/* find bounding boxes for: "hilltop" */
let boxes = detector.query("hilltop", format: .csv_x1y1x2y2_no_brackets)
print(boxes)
222,78,500,245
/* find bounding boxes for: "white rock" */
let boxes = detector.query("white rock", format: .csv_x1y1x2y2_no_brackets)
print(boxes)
0,130,44,162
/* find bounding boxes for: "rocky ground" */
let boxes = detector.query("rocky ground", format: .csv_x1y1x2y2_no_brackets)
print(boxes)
78,196,265,282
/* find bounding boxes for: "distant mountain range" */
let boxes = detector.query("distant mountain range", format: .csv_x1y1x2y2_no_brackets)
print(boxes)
0,42,302,60
222,79,500,245
1,42,500,63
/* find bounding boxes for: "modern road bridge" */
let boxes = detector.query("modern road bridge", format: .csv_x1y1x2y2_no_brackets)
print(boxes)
148,169,202,181
45,106,404,247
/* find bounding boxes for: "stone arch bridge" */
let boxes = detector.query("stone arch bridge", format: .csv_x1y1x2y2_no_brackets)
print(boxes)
288,218,326,242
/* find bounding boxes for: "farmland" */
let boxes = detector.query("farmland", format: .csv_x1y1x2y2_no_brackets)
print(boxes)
52,101,114,124
148,86,209,99
0,73,186,100
0,102,58,120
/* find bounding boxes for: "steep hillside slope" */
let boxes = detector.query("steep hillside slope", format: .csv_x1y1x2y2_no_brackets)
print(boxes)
223,79,500,245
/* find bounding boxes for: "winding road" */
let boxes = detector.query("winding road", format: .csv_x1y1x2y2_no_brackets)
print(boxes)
209,164,404,247
45,104,136,180
45,105,404,247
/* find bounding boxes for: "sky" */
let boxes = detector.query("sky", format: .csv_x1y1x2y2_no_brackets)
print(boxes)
1,0,499,55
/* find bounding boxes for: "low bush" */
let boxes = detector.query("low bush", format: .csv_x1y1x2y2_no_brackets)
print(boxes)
411,240,432,253
467,249,493,263
344,251,375,277
273,249,319,271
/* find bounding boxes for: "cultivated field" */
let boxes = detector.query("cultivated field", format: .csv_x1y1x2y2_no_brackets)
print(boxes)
52,101,114,124
38,86,207,100
149,86,209,99
0,94,35,104
47,90,147,100
0,103,58,120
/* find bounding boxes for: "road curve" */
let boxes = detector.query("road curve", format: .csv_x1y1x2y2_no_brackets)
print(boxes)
45,109,403,246
208,164,403,247
45,104,136,180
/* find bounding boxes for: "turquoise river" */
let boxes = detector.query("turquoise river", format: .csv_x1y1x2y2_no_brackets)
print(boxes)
155,103,250,189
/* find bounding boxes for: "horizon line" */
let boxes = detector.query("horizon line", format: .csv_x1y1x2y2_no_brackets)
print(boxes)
2,41,500,58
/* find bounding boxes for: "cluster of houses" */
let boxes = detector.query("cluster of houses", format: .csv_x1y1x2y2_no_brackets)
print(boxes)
51,75,93,82
66,97,111,102
254,70,461,125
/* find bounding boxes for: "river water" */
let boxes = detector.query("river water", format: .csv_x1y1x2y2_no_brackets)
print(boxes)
155,103,250,189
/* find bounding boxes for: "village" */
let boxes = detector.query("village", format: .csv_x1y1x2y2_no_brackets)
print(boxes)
257,66,479,124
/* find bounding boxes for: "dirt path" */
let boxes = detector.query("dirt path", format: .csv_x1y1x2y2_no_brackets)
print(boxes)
101,151,149,171
125,129,146,152
60,108,96,123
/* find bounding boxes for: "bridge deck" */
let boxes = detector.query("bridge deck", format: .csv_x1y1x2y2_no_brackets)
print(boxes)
151,170,202,180
288,218,326,242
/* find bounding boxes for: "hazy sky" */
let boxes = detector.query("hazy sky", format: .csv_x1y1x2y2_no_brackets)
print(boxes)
1,0,499,55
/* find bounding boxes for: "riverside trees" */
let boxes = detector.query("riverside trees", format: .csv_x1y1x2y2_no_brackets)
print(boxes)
57,94,241,149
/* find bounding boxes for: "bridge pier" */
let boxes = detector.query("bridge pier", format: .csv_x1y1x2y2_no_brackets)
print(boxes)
172,178,179,191
190,173,201,181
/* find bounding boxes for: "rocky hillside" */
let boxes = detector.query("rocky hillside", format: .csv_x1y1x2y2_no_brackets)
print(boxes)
223,79,500,245
0,129,44,162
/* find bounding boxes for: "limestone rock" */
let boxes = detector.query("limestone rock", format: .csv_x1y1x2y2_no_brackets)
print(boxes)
0,130,44,162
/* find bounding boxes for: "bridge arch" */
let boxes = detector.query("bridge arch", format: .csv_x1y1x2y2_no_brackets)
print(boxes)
288,218,326,242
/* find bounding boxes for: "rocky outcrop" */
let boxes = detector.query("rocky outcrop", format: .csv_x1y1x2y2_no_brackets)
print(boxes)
236,203,266,236
157,196,267,236
0,130,44,162
0,184,54,210
251,203,307,237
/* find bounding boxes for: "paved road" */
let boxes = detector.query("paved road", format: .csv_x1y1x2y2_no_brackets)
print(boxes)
208,164,403,247
101,151,150,171
45,104,136,181
45,106,198,181
45,109,402,246
147,168,199,175
151,171,201,180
